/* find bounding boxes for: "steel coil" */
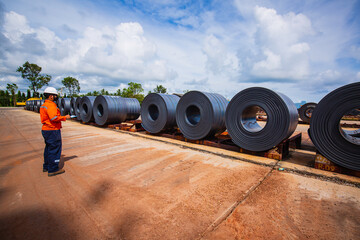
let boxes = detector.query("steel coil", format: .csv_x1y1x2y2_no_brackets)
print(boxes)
60,98,71,116
92,95,140,126
70,97,76,116
226,87,298,151
25,100,30,110
33,100,38,112
124,98,141,120
75,97,82,120
29,100,34,111
35,100,44,113
57,98,62,109
141,93,180,133
298,102,317,123
309,82,360,171
176,91,228,140
80,96,96,123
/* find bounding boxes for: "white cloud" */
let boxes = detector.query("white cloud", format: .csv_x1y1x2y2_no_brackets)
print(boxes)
251,6,313,79
1,11,177,92
3,11,34,43
253,49,281,71
202,34,241,76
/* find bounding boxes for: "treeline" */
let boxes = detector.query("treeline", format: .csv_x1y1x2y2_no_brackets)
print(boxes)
80,82,166,104
0,89,32,107
2,61,168,106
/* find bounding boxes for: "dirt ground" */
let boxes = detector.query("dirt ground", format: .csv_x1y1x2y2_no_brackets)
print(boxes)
0,108,359,240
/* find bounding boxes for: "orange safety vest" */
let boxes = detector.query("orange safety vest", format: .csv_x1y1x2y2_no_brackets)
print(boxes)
40,100,67,130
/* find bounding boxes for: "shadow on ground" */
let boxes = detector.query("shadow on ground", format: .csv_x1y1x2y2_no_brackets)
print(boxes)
0,208,79,240
58,155,78,169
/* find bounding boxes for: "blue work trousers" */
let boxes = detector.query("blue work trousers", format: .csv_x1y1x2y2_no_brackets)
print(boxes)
42,130,62,173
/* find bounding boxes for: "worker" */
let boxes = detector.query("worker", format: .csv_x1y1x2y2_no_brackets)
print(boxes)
40,87,70,176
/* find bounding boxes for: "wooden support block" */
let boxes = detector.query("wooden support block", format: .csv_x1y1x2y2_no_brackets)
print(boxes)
314,153,360,177
314,153,342,173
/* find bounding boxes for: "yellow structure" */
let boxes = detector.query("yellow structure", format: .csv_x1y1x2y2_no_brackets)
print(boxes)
19,97,42,106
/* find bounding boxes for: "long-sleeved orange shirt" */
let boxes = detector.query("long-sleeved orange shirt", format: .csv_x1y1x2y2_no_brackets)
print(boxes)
40,100,67,130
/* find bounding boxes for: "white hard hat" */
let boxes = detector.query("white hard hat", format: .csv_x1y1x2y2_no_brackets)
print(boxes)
44,87,58,95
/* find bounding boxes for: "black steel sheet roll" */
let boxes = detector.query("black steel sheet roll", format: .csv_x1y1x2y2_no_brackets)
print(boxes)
309,82,360,171
57,98,62,109
34,100,44,113
70,97,76,116
60,98,71,116
176,91,228,140
298,102,317,123
33,100,38,112
141,93,180,133
75,97,82,120
124,98,141,120
93,95,140,126
80,96,96,123
29,100,34,111
226,87,298,152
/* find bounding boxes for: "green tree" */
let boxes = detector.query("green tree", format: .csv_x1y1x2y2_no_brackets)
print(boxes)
6,83,18,107
120,82,145,103
16,90,22,102
5,90,11,106
115,88,122,96
21,92,26,101
61,76,80,97
0,90,7,106
100,89,109,95
16,61,51,97
26,89,31,99
85,90,100,96
153,85,167,94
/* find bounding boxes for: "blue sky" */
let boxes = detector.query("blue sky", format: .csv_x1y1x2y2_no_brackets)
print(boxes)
0,0,359,102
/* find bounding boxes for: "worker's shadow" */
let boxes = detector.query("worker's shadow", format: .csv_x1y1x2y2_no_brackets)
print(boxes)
59,155,77,169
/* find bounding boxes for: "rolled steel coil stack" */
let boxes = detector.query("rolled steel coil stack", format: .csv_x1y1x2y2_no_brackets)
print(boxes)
75,97,82,120
226,87,298,151
33,100,38,112
298,102,317,123
80,96,96,123
141,93,180,133
92,95,140,126
34,100,45,113
56,98,62,109
60,98,71,116
176,91,228,140
70,97,76,116
309,82,360,171
29,100,34,111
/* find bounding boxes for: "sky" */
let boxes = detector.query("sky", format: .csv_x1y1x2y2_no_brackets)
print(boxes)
0,0,359,102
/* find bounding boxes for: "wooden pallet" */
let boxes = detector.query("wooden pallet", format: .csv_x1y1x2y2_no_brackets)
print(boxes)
108,120,144,132
148,130,302,161
314,153,360,177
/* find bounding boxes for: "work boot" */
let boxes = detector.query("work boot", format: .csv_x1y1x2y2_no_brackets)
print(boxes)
48,169,65,177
